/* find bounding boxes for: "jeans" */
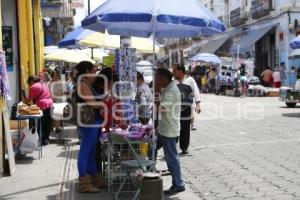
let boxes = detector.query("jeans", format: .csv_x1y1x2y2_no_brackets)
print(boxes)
157,134,185,188
78,118,102,177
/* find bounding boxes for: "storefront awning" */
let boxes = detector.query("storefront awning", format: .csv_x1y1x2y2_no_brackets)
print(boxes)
230,25,275,54
192,34,229,54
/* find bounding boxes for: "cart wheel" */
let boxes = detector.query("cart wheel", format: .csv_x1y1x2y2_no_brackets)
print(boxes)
286,103,297,108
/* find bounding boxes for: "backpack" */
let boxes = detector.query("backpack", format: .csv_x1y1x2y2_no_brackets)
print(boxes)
177,83,193,114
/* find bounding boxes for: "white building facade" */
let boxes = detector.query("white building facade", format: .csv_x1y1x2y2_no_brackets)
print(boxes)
163,0,300,84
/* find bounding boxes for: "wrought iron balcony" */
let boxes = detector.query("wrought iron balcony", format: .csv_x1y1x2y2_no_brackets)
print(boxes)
251,0,272,19
230,7,247,27
41,0,63,6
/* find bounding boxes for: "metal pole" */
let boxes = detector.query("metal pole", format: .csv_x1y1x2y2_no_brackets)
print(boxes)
88,0,93,60
152,18,156,163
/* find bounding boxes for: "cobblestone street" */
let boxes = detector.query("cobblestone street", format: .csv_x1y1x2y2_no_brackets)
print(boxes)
181,95,300,200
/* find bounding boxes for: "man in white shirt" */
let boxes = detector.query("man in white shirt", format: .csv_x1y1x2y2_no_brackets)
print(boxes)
173,64,201,154
136,71,153,124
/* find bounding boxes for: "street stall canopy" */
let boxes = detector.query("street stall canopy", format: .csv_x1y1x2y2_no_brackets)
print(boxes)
81,0,226,38
191,53,221,64
80,32,160,53
290,35,300,49
230,25,275,54
59,27,160,53
289,49,300,59
192,34,229,54
136,60,152,66
58,27,94,48
79,48,109,62
44,49,96,64
44,46,60,55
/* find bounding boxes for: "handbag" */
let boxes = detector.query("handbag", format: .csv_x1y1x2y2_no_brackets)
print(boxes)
79,103,95,125
10,103,18,120
63,92,96,125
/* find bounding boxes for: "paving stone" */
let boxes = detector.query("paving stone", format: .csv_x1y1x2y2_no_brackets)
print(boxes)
179,95,300,200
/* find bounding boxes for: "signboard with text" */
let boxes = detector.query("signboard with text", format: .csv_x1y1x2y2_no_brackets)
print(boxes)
71,0,84,9
2,26,13,72
103,55,115,66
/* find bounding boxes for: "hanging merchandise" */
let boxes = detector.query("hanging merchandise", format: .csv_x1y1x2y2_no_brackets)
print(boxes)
0,51,11,100
114,48,138,124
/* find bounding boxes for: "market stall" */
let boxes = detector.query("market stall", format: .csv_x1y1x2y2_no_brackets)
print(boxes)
81,0,226,198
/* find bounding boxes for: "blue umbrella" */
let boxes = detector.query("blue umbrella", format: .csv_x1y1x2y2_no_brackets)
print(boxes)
58,27,94,48
191,53,221,64
290,35,300,49
81,0,226,38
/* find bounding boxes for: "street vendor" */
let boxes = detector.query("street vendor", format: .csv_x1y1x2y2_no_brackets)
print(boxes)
27,76,53,145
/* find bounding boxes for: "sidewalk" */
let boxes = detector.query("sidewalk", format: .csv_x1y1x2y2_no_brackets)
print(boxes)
0,127,201,200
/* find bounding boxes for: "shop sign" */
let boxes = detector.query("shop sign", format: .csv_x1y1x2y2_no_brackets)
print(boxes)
279,32,284,41
2,26,13,72
71,0,84,9
103,54,115,66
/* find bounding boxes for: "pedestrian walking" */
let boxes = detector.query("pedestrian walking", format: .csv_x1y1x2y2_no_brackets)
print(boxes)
173,64,201,154
48,70,66,133
239,63,247,97
155,68,185,195
280,62,286,83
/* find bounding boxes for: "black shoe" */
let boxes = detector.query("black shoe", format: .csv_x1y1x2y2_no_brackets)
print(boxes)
55,128,61,134
191,127,196,131
164,186,185,195
181,150,189,155
42,139,49,146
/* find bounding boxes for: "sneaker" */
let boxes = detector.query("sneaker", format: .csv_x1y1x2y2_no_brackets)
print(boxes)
164,185,185,195
181,150,189,155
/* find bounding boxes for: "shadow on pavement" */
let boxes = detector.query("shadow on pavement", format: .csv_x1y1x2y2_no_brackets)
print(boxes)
0,183,61,199
282,113,300,118
57,149,79,160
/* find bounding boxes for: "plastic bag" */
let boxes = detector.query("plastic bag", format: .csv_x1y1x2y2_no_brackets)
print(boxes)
20,128,39,154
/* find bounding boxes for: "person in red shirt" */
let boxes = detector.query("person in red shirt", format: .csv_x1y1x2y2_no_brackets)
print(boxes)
93,67,127,132
27,76,53,145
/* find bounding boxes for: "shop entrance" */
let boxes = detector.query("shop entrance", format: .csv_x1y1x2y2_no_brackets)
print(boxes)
254,28,276,76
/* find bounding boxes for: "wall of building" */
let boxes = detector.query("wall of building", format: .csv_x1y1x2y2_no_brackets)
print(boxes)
229,0,241,11
2,0,19,105
274,0,294,9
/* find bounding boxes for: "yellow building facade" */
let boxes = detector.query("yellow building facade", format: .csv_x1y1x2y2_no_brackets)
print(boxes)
1,0,44,175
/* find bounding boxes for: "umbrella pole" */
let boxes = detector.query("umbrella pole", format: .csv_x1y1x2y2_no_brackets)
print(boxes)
152,20,156,163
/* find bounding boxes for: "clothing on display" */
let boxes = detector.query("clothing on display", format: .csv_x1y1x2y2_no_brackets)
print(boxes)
0,51,11,100
114,48,139,124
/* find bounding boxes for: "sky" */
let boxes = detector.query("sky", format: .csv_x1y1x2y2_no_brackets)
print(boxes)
74,0,107,27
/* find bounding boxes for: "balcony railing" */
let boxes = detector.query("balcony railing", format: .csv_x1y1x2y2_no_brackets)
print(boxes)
41,0,63,6
251,0,272,19
230,7,247,27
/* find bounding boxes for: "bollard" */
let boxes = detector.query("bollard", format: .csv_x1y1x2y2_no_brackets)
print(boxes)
140,172,164,200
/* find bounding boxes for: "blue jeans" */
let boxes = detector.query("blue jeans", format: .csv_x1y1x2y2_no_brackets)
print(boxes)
78,119,102,177
157,134,185,188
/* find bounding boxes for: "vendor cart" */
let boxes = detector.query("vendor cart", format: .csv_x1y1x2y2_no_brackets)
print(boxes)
279,87,300,108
